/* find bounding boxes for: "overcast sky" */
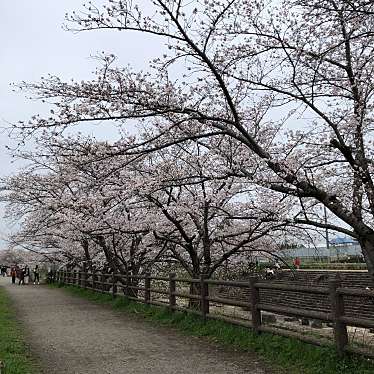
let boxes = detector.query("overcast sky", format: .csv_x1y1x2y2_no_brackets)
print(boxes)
0,0,164,246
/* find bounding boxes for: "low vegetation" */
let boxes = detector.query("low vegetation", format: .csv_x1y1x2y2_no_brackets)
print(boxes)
0,288,39,374
54,284,374,374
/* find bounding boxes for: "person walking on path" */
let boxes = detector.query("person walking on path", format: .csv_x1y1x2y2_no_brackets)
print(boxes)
33,265,40,284
24,266,30,284
10,267,16,284
18,267,25,285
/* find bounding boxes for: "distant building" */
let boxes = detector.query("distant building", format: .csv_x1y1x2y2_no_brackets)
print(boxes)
279,240,362,261
329,237,358,246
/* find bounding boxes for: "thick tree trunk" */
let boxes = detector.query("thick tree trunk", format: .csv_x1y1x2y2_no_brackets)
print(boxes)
123,275,139,298
188,272,210,312
82,239,91,267
358,235,374,285
189,280,202,310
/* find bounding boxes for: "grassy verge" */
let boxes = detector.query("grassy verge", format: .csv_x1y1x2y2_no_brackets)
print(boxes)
51,284,374,374
0,287,40,374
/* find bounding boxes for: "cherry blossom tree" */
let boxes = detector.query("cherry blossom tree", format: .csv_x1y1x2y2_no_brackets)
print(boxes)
1,137,190,290
132,141,293,276
0,248,40,267
2,132,300,289
10,0,374,281
1,166,102,268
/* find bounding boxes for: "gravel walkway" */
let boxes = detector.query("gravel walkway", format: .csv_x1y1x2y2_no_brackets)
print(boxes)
1,278,277,374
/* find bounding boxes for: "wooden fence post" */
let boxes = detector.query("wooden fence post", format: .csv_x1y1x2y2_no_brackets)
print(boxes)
92,269,96,291
78,270,81,287
103,273,107,293
250,277,261,334
145,272,151,305
100,273,105,293
125,273,130,297
329,278,348,355
73,270,77,286
200,274,209,319
169,272,176,311
112,272,117,298
82,263,87,290
98,272,101,292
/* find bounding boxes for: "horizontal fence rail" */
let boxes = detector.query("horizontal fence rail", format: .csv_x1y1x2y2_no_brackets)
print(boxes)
55,270,374,359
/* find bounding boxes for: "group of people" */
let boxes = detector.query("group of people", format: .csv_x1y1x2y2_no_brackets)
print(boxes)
9,265,40,285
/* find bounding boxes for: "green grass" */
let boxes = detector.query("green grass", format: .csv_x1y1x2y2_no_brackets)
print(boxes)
0,287,40,374
51,284,374,374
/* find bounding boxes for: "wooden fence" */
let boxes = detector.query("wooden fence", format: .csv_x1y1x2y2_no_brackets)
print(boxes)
55,270,374,358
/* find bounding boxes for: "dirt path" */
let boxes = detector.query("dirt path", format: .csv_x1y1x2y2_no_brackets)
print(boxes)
1,278,277,374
